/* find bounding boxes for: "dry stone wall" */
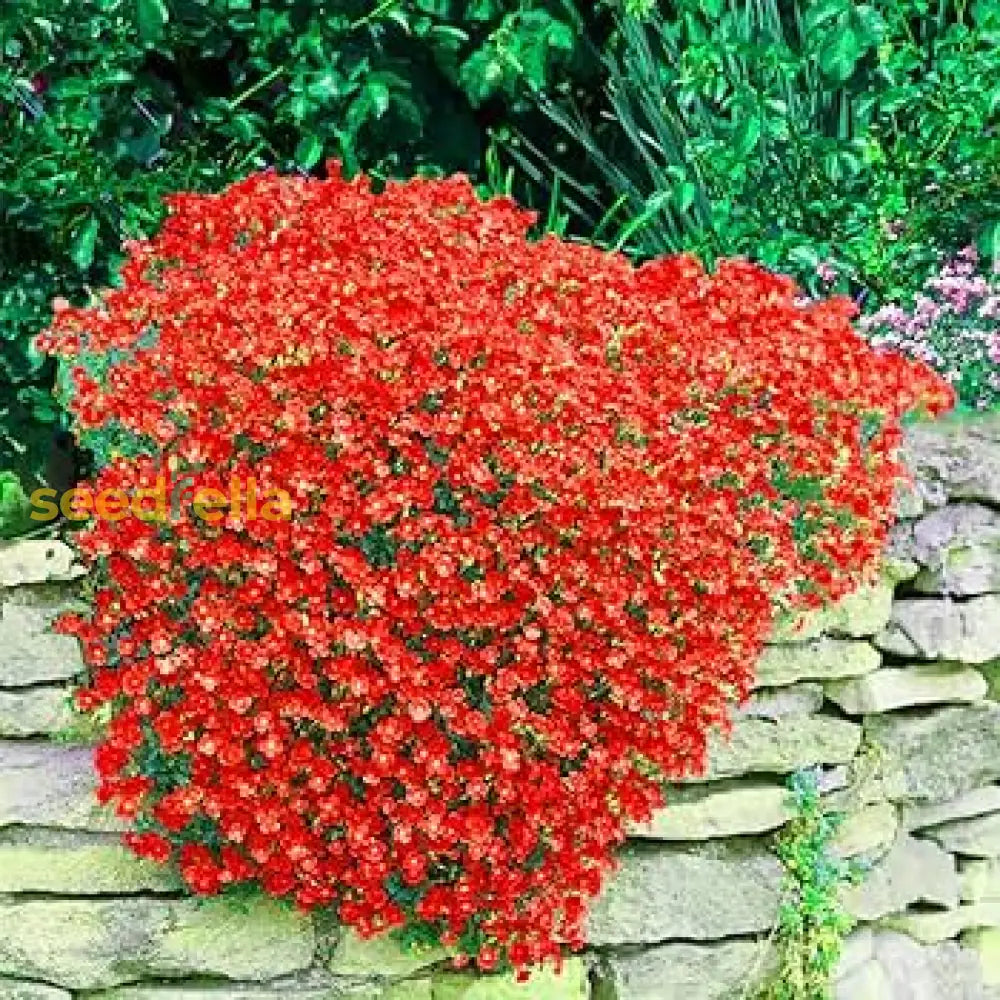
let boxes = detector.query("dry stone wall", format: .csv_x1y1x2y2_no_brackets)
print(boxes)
1,413,999,1000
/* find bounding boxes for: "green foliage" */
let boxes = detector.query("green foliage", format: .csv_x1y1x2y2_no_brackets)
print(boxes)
0,469,33,538
759,769,859,1000
460,6,576,105
514,0,1000,303
50,695,112,745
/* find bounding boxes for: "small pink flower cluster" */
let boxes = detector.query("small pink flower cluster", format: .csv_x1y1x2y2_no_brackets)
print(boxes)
859,247,1000,410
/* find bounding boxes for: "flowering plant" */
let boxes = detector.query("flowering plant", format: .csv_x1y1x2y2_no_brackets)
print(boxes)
859,247,1000,412
36,166,951,975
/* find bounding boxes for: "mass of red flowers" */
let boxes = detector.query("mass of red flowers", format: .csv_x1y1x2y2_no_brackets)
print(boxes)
36,165,952,975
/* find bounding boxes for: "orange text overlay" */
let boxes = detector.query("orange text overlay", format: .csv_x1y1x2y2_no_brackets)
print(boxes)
30,476,292,524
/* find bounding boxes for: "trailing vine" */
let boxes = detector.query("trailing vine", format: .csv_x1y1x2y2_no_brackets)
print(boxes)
757,768,859,1000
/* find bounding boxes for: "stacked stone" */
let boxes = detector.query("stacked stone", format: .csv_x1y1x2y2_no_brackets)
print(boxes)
585,414,1000,1000
0,413,998,1000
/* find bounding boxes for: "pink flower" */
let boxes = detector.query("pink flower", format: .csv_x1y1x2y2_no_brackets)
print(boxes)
816,262,837,285
988,334,1000,366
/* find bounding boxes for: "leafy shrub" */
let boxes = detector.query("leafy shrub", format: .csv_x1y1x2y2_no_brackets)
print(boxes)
858,246,1000,412
512,0,1000,302
39,168,950,973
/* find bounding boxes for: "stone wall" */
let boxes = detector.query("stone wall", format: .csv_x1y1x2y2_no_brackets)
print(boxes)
1,412,998,1000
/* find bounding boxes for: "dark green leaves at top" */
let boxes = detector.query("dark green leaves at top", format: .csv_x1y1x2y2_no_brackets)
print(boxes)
295,134,323,170
804,1,886,82
732,113,762,158
465,0,502,21
459,9,575,105
69,214,100,270
136,0,170,44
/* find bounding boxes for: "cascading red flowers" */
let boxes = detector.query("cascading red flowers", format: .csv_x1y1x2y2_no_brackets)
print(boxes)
37,165,952,974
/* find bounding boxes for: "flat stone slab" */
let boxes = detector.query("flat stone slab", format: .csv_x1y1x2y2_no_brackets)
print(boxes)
433,960,588,1000
833,927,875,980
824,664,987,715
0,897,314,990
383,983,431,1000
0,540,85,588
841,833,959,921
893,504,1000,596
734,682,825,719
0,599,85,687
754,639,880,687
0,741,124,831
0,828,179,894
586,840,782,945
962,859,1000,902
81,974,375,1000
629,780,794,841
327,929,448,979
902,412,1000,508
964,928,1000,988
596,939,773,1000
924,810,1000,859
834,958,891,1000
770,580,894,642
865,703,1000,804
885,901,1000,945
868,931,985,1000
702,714,861,780
0,685,76,737
0,980,71,1000
904,785,1000,832
830,802,898,860
875,594,1000,664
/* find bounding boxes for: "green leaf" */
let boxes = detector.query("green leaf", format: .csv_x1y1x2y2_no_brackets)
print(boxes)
816,6,885,82
977,219,1000,267
295,134,323,170
459,49,505,105
69,215,100,271
547,19,575,53
136,0,170,43
854,4,887,39
465,0,500,19
803,0,850,34
0,471,33,541
674,181,696,213
818,23,864,81
732,114,762,156
367,80,390,119
613,190,673,252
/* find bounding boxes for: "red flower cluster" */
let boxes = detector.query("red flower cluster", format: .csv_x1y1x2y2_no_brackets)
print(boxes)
37,166,952,973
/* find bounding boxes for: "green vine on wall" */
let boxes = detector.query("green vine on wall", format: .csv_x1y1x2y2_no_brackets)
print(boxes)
757,768,860,1000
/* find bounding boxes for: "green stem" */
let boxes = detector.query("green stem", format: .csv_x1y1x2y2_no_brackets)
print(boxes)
350,0,402,31
229,64,285,110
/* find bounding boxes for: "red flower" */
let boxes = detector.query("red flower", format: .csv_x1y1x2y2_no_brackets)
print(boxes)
124,832,172,864
39,164,953,976
179,843,223,895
